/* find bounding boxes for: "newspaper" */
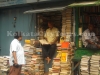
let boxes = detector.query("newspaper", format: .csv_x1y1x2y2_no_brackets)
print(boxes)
39,39,49,45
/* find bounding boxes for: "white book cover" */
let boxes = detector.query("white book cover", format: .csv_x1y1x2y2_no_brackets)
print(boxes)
39,39,49,45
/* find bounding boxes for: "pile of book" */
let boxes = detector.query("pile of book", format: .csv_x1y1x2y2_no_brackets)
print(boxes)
80,56,90,75
90,55,100,75
62,8,72,37
22,44,35,74
31,49,44,75
22,40,44,75
60,50,72,75
49,47,74,75
0,56,9,72
52,58,61,75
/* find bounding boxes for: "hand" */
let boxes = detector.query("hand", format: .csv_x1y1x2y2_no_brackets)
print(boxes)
14,60,18,65
50,42,55,45
91,42,95,45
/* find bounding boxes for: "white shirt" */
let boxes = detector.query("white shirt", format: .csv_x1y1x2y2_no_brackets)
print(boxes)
82,29,98,47
44,27,59,43
9,39,25,66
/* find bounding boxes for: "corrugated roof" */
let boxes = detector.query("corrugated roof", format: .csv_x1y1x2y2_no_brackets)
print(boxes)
68,1,100,7
24,6,67,14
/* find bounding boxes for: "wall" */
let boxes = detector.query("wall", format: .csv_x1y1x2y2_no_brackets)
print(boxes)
0,7,36,56
0,0,74,8
0,0,75,56
0,11,1,55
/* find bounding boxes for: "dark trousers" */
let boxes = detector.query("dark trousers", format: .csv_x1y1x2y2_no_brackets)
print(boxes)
42,44,56,60
86,44,99,50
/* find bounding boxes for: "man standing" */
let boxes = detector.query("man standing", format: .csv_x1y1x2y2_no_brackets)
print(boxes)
82,24,100,50
8,32,25,75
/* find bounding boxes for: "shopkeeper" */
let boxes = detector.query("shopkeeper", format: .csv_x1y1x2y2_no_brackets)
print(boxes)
42,21,59,74
82,24,100,50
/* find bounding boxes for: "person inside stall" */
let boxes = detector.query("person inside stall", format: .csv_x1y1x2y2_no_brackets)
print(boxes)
41,21,59,75
42,21,59,63
82,24,100,50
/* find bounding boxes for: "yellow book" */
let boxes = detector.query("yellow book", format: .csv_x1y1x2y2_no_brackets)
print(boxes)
61,52,68,63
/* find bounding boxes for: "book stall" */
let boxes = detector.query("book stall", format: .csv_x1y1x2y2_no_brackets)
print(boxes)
69,4,100,75
20,38,75,75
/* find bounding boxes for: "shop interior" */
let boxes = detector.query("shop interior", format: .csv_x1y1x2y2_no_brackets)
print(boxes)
78,6,100,48
36,11,62,42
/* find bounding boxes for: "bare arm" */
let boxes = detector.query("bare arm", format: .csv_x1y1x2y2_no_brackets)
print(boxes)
12,51,17,64
54,37,59,43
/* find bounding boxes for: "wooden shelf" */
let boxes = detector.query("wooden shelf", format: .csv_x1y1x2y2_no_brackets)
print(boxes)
83,12,100,15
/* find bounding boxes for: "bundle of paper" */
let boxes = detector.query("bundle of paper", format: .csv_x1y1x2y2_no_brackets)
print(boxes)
23,45,35,71
53,58,61,65
52,73,59,75
39,70,44,75
56,51,62,58
62,8,72,35
49,68,52,75
60,63,71,74
31,55,43,64
29,64,44,75
49,47,73,75
22,44,36,73
90,55,100,75
36,48,42,55
57,43,62,50
80,56,90,75
52,58,61,74
0,56,9,72
22,41,44,75
60,51,72,75
60,72,69,75
39,39,49,45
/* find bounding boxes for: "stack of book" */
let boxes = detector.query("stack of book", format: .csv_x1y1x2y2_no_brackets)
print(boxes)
0,56,9,72
60,50,72,75
22,44,35,71
60,62,71,75
22,41,44,75
31,54,44,75
62,8,72,37
48,47,73,75
52,58,61,75
80,56,90,75
90,55,100,75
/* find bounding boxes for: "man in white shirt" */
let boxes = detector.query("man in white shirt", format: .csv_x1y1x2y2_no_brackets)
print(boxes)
82,24,100,50
8,32,25,75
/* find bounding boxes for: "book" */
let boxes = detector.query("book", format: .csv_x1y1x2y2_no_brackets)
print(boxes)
39,39,49,45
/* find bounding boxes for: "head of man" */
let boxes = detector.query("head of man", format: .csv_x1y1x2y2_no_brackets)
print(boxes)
48,21,54,29
14,32,22,41
88,24,94,32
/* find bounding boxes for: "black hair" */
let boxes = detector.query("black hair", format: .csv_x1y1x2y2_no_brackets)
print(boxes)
14,32,22,39
48,20,53,25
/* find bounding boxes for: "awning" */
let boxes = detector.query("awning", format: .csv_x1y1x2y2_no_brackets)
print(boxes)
24,6,67,14
68,1,100,7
